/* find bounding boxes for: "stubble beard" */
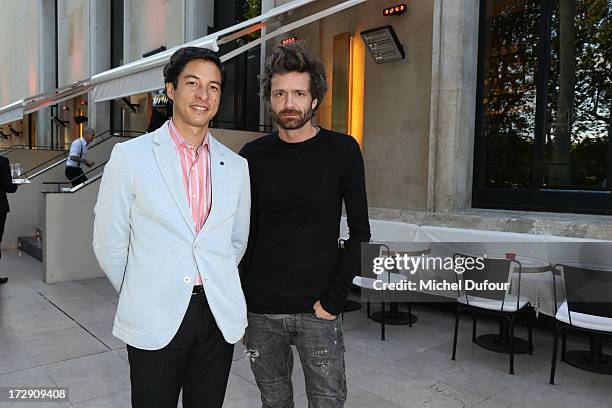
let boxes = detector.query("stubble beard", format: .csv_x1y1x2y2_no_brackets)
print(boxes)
271,107,315,130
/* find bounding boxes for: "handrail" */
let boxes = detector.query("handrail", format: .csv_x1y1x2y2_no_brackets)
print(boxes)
43,172,104,194
43,159,109,189
0,145,68,157
43,159,108,192
23,129,112,176
72,173,103,192
0,146,22,155
2,145,65,151
26,130,144,180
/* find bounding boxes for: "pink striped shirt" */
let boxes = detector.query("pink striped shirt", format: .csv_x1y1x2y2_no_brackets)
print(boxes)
168,120,212,286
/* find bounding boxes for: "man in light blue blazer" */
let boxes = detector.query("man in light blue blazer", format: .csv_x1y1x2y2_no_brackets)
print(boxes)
93,47,250,408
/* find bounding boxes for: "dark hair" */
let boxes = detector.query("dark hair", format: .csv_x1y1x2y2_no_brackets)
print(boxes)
262,42,328,111
163,47,224,91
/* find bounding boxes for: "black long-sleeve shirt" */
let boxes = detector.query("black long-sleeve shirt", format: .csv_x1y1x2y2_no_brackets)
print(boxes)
239,128,371,315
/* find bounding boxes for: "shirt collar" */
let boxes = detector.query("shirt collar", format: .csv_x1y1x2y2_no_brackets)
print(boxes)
169,119,210,151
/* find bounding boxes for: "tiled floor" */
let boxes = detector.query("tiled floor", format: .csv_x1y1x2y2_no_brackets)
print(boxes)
1,250,611,407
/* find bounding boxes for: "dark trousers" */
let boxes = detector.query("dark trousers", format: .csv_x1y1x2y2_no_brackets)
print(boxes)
127,292,234,408
65,166,87,187
0,211,6,259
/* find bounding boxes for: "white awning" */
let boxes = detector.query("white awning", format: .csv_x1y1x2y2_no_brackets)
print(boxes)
90,0,319,103
23,80,91,114
1,0,367,123
0,99,24,127
221,0,367,63
90,36,220,103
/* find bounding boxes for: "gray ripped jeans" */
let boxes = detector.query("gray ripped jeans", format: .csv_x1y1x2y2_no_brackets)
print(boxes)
245,312,347,408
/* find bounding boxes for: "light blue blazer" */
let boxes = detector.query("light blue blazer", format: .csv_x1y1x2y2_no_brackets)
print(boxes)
93,122,250,350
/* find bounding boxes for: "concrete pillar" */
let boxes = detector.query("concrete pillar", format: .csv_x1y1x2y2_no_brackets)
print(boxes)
260,0,275,128
427,0,480,211
37,0,57,148
184,0,214,41
88,0,111,133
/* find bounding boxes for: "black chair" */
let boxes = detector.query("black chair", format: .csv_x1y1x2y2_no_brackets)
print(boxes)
354,242,412,340
549,263,612,384
451,254,532,375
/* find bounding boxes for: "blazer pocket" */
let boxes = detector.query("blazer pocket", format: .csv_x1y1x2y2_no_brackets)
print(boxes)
116,270,155,330
116,292,151,330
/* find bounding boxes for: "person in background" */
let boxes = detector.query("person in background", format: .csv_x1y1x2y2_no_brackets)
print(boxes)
65,127,95,187
0,155,19,284
240,41,371,408
147,104,169,133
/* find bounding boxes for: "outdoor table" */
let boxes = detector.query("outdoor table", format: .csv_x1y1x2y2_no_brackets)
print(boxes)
369,242,430,326
475,256,551,355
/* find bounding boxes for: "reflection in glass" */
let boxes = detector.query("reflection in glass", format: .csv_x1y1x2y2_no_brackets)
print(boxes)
545,0,611,189
479,0,541,188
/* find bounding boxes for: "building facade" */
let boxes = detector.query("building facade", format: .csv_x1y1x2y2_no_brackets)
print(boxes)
0,0,610,238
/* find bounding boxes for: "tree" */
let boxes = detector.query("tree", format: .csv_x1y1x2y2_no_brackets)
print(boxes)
480,0,611,189
547,0,611,187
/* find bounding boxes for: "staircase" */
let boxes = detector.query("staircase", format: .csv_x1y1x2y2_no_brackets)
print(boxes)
18,227,43,262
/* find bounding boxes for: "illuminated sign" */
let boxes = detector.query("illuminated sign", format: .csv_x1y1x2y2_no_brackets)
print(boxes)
383,4,407,16
281,37,297,45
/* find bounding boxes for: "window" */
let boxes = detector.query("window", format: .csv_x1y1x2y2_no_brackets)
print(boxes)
473,0,612,214
212,0,266,132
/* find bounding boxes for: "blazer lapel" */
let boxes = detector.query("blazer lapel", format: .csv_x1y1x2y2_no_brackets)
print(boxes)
197,136,226,240
152,125,196,236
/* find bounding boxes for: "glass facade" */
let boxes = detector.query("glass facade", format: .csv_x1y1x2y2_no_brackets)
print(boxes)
477,0,541,189
473,0,612,214
213,0,265,132
544,0,611,189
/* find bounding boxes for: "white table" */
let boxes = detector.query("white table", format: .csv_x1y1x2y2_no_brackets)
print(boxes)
512,257,554,316
370,243,431,326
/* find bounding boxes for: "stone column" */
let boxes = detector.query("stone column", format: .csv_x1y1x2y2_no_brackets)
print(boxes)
427,0,480,211
88,0,111,133
184,0,214,41
37,0,57,148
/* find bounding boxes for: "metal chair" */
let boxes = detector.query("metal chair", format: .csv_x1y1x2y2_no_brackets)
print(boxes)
451,254,532,374
549,263,612,384
353,242,412,340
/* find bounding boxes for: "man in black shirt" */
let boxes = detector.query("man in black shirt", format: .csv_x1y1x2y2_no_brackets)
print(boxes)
240,42,370,408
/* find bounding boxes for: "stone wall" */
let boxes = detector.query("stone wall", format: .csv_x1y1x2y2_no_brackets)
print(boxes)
273,0,435,211
370,207,612,240
0,1,40,105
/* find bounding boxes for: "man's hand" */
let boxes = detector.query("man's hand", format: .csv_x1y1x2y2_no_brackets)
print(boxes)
313,300,336,320
85,160,95,168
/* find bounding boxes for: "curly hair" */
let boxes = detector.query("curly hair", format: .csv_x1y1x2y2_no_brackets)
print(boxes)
262,41,328,111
